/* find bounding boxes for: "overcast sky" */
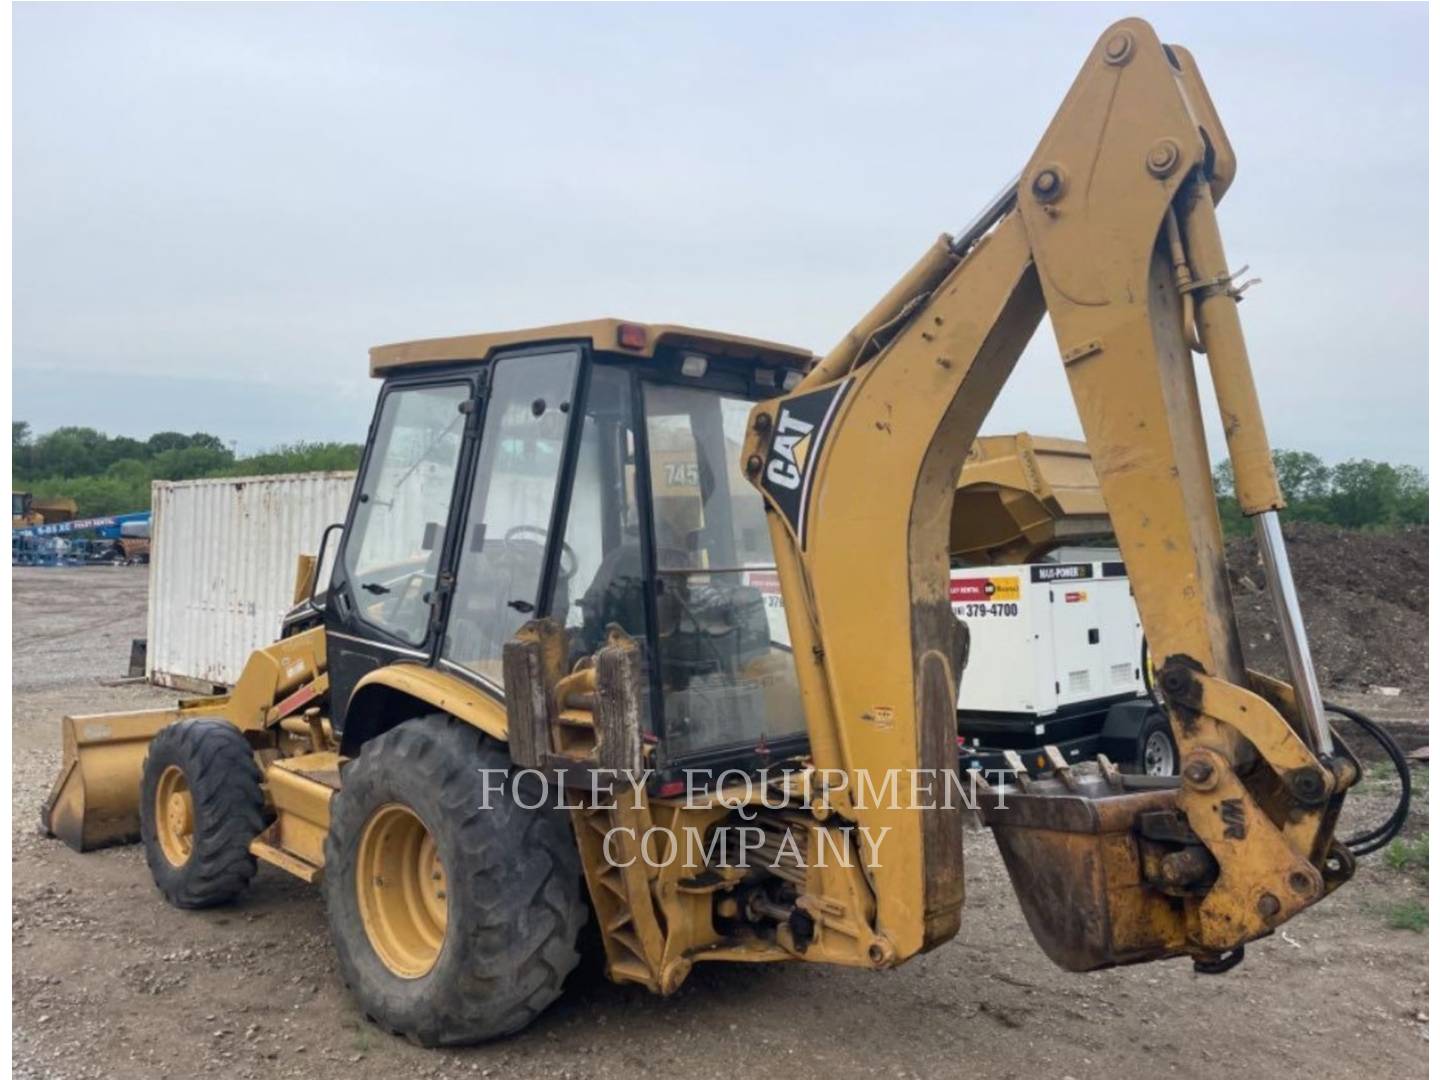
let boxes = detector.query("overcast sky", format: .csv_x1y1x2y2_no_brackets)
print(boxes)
14,3,1428,467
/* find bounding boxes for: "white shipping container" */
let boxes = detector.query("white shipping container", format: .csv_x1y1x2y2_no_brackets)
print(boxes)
147,471,357,689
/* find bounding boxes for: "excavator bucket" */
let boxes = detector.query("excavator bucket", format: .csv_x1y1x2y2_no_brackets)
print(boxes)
980,764,1194,971
41,707,183,851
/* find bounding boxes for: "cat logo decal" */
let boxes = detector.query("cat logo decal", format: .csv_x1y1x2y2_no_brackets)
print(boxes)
759,378,852,548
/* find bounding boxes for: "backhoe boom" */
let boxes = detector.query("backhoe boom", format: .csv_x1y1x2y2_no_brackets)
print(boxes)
741,16,1355,969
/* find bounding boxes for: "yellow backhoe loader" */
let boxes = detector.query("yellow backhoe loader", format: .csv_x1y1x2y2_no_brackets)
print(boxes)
43,19,1383,1046
12,492,77,529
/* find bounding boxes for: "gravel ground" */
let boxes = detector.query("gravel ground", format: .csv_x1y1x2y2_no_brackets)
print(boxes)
12,566,1430,1079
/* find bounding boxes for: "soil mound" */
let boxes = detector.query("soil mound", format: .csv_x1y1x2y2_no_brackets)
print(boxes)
1225,523,1427,693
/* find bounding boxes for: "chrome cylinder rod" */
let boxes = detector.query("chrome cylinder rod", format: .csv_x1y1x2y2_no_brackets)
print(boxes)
1253,510,1332,755
950,174,1019,259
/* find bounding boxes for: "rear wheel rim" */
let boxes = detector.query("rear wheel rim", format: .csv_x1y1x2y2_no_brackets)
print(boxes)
1144,730,1176,776
356,803,448,979
154,765,195,867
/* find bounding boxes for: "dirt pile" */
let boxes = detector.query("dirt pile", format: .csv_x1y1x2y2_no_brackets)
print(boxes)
1225,523,1428,694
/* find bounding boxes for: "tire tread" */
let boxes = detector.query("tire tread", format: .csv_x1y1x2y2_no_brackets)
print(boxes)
139,718,264,909
322,715,584,1046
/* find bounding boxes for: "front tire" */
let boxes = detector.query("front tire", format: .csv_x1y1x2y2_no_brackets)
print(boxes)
322,715,585,1046
139,718,265,908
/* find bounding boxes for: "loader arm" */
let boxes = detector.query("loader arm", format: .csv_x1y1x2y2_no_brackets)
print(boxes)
741,17,1355,968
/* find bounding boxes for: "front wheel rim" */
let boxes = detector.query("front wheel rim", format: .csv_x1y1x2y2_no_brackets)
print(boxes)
154,765,195,867
1144,731,1176,776
356,803,448,979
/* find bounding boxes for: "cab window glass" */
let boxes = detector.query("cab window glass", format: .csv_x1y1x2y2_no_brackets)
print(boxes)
546,366,649,668
444,350,579,684
343,382,470,646
641,382,804,759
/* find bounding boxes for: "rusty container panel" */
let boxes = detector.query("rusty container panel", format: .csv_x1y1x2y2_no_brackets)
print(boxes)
146,472,356,689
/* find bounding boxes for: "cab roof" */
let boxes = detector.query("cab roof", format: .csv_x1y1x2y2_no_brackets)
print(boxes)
369,318,816,377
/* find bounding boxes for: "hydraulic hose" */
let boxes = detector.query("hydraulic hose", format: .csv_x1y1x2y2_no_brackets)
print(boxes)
1328,701,1413,857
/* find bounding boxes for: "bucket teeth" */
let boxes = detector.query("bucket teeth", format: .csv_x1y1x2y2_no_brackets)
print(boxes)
1044,744,1082,792
1095,753,1125,791
1001,750,1033,793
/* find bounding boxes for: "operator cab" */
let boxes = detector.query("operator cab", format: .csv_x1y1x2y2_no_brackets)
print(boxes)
326,320,815,777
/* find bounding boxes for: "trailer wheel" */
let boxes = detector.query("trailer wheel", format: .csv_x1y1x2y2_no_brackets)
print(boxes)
140,718,264,908
322,714,584,1046
1136,712,1178,777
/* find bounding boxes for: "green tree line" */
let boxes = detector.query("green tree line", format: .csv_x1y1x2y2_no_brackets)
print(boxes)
13,421,362,516
1214,449,1427,533
13,422,1425,530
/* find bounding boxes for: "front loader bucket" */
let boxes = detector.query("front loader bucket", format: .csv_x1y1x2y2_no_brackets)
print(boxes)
41,708,181,851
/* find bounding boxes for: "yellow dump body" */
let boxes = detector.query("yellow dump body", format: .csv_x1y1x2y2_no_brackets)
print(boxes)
950,433,1111,564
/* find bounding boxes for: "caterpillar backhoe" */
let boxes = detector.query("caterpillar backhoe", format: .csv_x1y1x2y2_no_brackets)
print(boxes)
42,18,1367,1045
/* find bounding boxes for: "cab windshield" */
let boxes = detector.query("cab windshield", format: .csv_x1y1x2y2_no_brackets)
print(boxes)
640,381,806,761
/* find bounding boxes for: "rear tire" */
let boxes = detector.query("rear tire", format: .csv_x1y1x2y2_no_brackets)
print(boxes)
139,718,264,908
1135,712,1179,777
322,715,585,1046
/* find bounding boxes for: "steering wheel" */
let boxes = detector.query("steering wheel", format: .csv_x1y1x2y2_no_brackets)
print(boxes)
503,524,578,582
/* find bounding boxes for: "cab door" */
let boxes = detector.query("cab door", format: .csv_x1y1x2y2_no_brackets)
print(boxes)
438,346,583,691
326,375,478,726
